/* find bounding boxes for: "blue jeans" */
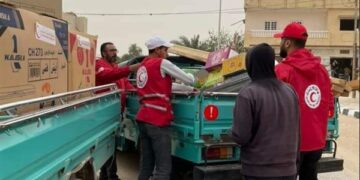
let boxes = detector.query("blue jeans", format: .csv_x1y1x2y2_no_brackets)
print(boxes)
137,122,172,180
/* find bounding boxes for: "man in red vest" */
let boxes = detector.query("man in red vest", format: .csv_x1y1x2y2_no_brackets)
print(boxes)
136,36,195,180
274,23,334,180
96,42,139,180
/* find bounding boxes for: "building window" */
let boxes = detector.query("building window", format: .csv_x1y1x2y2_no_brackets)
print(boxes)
265,21,277,30
340,19,360,31
340,49,350,54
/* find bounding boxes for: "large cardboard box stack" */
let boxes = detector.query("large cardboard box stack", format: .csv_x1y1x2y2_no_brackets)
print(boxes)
62,12,88,33
204,47,230,71
347,79,359,91
68,30,97,91
331,78,353,97
168,44,209,63
0,3,68,106
221,53,246,77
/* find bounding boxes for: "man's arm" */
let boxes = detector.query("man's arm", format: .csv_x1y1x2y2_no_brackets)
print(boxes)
161,59,195,86
232,95,253,145
96,62,130,84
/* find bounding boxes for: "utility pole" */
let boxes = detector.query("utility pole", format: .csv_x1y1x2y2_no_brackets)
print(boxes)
217,0,222,50
352,0,359,98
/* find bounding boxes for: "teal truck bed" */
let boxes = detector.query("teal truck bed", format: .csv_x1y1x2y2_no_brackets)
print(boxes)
119,56,343,180
0,84,121,180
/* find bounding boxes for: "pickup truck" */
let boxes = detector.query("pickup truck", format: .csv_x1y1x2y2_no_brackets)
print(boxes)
118,56,344,180
0,84,121,180
0,56,343,180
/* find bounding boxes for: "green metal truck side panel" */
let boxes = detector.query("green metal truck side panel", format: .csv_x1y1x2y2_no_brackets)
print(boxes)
121,92,339,165
0,93,120,180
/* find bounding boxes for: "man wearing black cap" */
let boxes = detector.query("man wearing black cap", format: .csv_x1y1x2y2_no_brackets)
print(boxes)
232,43,300,180
274,23,334,180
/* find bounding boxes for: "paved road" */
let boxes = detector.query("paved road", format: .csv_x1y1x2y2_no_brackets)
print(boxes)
115,115,359,180
319,115,359,180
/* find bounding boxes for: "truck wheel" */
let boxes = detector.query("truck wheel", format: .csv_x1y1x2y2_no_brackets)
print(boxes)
69,161,95,180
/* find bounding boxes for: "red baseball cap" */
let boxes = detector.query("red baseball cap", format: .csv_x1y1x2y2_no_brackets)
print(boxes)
274,22,308,40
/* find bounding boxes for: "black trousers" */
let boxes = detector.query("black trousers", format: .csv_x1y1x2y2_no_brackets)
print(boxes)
298,149,323,180
243,176,296,180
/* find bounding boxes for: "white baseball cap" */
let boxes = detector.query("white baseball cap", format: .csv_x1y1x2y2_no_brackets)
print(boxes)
145,36,173,50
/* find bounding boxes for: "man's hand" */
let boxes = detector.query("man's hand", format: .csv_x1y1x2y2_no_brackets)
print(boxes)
129,63,140,72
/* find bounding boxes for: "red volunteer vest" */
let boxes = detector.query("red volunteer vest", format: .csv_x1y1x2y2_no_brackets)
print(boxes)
136,57,173,126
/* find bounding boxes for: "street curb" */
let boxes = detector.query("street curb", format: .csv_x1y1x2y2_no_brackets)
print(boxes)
340,107,359,119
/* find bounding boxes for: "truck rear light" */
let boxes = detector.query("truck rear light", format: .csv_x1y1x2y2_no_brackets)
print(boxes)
328,109,334,118
204,105,219,121
203,146,233,160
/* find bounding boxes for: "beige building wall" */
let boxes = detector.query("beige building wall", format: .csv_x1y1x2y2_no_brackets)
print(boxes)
244,0,359,69
245,0,356,9
0,0,62,18
244,9,330,47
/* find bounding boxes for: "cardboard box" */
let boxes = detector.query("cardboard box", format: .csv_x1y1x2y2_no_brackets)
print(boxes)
68,30,97,91
202,67,224,88
347,80,359,91
331,84,344,93
344,83,353,92
205,47,230,70
221,53,246,77
62,12,88,33
333,92,341,97
0,4,68,106
168,44,209,63
1,0,63,19
331,77,347,86
340,91,350,97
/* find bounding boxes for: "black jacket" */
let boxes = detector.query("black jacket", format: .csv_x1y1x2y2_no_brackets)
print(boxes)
232,44,300,177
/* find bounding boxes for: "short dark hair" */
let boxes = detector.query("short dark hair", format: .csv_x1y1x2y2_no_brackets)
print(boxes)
100,42,113,57
149,49,155,54
286,38,306,48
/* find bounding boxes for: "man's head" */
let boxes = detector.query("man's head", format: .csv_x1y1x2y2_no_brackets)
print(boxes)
145,36,173,59
274,23,308,58
100,42,118,63
245,43,276,80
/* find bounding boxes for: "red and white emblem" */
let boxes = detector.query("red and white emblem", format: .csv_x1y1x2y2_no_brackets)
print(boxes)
136,66,148,88
304,84,321,109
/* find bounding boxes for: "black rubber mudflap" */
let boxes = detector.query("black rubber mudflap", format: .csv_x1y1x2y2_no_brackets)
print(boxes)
317,157,344,173
193,164,243,180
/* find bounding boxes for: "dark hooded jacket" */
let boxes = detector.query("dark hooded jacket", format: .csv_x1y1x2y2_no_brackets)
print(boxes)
232,43,300,177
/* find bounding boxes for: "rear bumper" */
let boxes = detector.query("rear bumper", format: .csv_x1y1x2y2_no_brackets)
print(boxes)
193,157,344,180
317,157,344,173
193,163,242,180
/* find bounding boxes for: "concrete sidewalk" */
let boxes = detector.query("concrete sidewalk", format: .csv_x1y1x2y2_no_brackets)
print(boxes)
339,91,359,119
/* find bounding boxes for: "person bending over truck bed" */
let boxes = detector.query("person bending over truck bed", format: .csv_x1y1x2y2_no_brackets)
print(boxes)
96,42,139,180
232,43,300,180
136,36,195,180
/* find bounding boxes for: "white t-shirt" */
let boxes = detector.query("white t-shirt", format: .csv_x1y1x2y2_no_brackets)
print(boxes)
160,59,195,86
